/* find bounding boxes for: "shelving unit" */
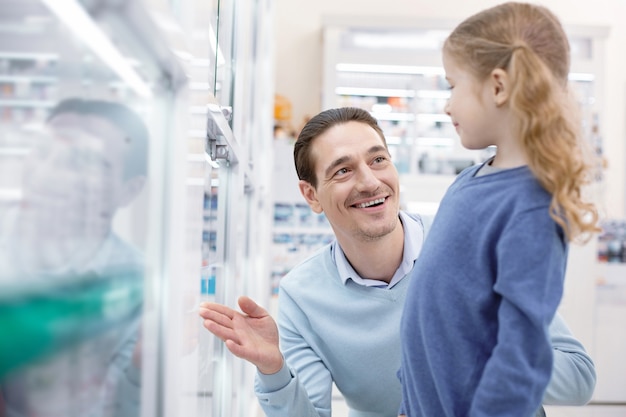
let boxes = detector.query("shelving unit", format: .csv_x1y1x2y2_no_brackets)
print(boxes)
323,20,607,181
332,63,483,176
269,138,334,295
271,206,334,294
323,24,489,176
0,52,58,123
0,53,58,206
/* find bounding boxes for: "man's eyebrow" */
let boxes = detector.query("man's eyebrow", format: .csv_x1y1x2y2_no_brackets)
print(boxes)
324,155,350,178
368,144,387,154
322,144,387,178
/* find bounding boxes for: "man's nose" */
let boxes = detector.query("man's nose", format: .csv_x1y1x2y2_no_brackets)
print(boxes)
355,166,379,190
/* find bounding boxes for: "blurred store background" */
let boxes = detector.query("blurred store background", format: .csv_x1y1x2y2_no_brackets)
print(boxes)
0,0,625,416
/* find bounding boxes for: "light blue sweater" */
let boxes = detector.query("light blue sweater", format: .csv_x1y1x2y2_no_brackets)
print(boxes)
256,210,595,417
256,212,423,417
399,164,569,417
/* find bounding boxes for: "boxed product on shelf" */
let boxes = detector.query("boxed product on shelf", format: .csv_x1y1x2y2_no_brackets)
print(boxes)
597,220,626,263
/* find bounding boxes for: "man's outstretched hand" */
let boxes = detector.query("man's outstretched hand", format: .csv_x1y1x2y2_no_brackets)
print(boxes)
199,296,283,375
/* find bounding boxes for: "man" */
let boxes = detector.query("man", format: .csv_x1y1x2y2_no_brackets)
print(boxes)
0,98,148,417
199,107,596,417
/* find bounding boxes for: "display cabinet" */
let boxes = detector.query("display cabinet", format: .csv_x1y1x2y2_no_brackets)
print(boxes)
0,2,187,417
323,20,486,177
323,18,608,182
269,138,334,295
166,0,276,416
0,1,274,417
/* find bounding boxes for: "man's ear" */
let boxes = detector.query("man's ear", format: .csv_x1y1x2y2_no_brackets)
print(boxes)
116,175,146,208
490,68,510,106
298,180,323,214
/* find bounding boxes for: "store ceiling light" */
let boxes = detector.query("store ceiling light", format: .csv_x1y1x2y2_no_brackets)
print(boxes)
40,0,152,98
349,30,448,51
336,63,444,76
416,90,451,99
568,72,595,82
335,87,415,98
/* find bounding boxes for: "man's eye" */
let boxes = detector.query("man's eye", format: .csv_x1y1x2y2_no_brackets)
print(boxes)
335,168,348,176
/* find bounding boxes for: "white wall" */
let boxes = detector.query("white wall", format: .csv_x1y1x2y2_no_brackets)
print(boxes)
273,0,626,217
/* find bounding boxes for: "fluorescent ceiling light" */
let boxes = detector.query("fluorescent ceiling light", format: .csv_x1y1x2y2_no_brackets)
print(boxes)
416,90,450,99
372,103,393,113
336,63,444,76
351,32,442,50
0,52,58,61
371,112,415,122
335,87,415,98
568,72,595,82
417,114,451,123
385,136,402,145
417,137,455,147
40,0,152,98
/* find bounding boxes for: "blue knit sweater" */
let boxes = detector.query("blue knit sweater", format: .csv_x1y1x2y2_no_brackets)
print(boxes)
255,213,424,417
399,163,568,417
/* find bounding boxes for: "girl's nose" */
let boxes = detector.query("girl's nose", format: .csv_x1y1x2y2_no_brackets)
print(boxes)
443,99,451,115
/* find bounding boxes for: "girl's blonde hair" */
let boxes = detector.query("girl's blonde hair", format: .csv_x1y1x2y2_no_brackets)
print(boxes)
443,1,600,242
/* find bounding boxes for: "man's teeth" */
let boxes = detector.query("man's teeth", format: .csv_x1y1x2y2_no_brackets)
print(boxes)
356,198,385,208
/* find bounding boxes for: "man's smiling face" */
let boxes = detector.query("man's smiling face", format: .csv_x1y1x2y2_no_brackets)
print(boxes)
299,121,400,243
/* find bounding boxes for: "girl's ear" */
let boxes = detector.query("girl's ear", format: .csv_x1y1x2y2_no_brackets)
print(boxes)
490,68,510,106
298,180,323,214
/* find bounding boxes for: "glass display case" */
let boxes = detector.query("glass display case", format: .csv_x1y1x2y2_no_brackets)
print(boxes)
0,1,274,417
0,2,185,417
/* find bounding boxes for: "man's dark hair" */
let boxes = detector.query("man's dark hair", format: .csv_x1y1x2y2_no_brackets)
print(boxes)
293,107,387,188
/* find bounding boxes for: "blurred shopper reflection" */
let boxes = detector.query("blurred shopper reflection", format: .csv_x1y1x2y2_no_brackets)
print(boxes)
0,98,149,417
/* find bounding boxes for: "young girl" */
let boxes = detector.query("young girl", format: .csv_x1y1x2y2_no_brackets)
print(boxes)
398,2,600,416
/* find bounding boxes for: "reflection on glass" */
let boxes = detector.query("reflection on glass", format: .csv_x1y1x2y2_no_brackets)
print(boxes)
0,98,149,417
212,0,235,106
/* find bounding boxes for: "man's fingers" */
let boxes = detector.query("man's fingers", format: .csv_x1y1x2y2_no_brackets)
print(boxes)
238,296,268,318
202,318,236,342
224,339,248,359
198,306,242,343
198,302,235,320
198,306,233,327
